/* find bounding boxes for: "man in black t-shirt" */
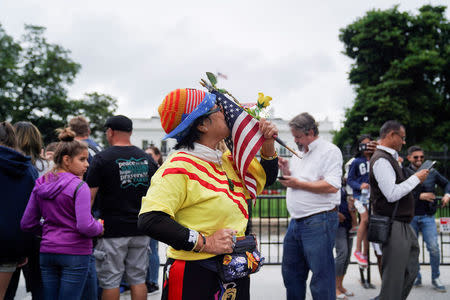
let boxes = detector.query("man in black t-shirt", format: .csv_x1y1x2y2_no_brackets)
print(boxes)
87,115,158,300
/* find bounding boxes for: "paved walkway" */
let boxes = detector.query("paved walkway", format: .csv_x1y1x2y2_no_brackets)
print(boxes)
15,264,449,299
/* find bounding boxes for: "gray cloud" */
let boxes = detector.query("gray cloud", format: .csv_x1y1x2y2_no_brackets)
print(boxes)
1,0,448,128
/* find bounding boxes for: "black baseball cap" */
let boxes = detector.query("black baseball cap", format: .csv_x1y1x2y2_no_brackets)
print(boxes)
104,115,133,132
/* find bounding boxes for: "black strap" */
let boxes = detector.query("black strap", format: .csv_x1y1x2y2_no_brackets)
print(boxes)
369,195,400,222
73,181,85,200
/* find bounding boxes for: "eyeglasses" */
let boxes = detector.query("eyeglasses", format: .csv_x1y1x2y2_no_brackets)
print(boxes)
413,156,424,159
203,105,221,117
394,132,406,141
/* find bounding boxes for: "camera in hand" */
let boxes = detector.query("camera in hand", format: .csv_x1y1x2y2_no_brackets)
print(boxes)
358,143,367,151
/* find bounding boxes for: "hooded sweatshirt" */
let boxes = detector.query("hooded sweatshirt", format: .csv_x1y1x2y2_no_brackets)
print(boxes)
0,145,38,263
21,172,103,255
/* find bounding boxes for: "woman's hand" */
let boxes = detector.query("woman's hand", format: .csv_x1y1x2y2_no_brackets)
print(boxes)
203,228,237,255
259,118,278,158
259,118,278,141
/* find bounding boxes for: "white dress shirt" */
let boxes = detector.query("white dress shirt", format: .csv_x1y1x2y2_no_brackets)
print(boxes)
286,138,343,219
372,145,420,203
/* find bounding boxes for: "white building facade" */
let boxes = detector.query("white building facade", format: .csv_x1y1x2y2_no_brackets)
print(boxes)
130,116,335,156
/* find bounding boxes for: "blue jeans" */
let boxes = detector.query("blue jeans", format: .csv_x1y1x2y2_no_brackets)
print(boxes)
40,253,89,300
410,215,440,280
282,211,338,300
81,254,98,300
146,238,160,285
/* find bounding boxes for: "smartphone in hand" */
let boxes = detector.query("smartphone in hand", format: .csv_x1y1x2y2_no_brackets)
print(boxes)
418,160,436,171
278,176,286,180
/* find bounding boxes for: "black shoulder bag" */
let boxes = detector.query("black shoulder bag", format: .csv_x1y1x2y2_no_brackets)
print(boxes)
367,200,399,244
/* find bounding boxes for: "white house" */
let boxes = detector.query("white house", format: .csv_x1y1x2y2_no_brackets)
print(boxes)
130,116,335,156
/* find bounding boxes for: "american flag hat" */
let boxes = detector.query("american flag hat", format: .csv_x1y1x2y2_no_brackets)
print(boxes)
158,88,216,142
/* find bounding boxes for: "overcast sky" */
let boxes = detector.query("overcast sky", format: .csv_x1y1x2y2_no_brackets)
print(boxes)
1,0,448,129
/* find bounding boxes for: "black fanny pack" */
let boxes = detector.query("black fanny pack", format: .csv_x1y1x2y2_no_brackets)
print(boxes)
196,235,264,283
216,235,264,282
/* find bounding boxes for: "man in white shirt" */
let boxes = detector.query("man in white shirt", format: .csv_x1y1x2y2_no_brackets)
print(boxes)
369,120,429,300
279,113,342,300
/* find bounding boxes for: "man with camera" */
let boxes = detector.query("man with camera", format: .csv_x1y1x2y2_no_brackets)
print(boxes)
405,145,449,292
369,121,429,300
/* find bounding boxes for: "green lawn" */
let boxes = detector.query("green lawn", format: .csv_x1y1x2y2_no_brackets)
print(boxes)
253,194,289,218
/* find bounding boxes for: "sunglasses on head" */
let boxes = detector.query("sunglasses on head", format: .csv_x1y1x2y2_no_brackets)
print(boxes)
203,105,221,117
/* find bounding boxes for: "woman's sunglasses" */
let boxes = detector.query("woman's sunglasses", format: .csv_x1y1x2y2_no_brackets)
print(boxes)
203,105,221,117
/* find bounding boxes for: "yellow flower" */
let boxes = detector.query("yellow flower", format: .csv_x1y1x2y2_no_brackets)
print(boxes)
257,93,272,108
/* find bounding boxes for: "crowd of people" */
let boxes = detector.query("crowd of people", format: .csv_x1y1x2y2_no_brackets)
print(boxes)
1,88,449,300
0,88,280,300
0,116,161,300
277,118,449,300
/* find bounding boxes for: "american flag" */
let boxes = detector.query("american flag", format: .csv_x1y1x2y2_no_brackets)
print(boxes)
213,91,265,199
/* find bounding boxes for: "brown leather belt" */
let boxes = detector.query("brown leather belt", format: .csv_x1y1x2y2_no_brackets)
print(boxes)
295,207,337,222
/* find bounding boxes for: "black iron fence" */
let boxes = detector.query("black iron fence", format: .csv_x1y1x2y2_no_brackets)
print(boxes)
252,194,450,266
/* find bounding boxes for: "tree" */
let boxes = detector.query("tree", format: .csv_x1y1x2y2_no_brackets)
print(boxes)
0,25,21,121
72,92,118,145
0,24,117,144
334,5,450,151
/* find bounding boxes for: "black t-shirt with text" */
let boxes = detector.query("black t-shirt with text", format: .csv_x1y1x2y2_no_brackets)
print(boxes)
86,146,158,237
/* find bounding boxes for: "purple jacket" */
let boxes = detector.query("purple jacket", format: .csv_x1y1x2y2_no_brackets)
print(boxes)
21,172,103,255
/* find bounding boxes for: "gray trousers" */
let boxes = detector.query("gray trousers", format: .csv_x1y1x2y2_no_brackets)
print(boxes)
380,220,419,300
335,226,353,276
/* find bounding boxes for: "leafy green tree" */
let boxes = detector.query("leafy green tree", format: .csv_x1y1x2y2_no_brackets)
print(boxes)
0,25,21,121
334,5,450,151
72,92,118,145
0,24,117,144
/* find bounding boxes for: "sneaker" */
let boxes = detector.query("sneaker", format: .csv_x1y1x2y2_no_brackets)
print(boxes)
413,277,422,287
146,282,160,295
353,251,368,267
432,278,446,293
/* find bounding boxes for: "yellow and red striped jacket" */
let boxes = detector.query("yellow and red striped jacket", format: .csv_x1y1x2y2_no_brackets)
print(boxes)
140,150,266,261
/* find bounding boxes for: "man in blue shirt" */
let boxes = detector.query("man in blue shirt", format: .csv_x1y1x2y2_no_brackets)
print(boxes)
406,145,449,293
